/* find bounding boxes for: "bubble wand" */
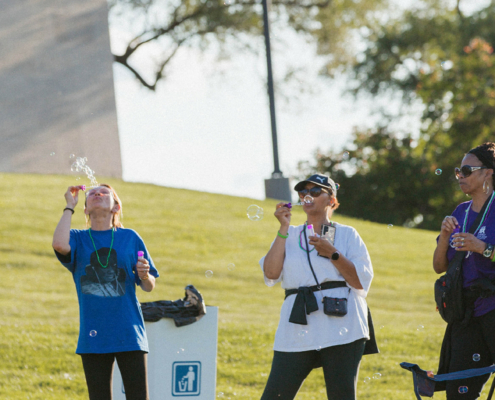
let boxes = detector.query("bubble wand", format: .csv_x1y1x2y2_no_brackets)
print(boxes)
284,196,314,209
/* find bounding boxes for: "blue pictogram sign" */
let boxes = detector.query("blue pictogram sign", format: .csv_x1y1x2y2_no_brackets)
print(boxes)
172,361,201,396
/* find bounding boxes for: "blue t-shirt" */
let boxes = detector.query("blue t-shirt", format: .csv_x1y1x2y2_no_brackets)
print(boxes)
55,228,159,354
446,201,495,317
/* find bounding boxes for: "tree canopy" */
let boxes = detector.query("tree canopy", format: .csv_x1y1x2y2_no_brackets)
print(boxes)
300,0,495,230
109,0,388,90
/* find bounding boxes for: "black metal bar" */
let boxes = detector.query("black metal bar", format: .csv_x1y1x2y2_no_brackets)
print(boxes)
261,0,281,175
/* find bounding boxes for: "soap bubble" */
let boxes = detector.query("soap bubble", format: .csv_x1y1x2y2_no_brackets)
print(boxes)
473,354,481,362
387,224,393,229
227,263,235,271
205,270,213,278
435,169,442,175
298,329,308,337
417,325,424,331
339,327,348,336
247,205,264,221
342,151,350,160
373,373,382,379
176,348,185,354
63,373,72,380
303,195,314,204
224,0,232,4
458,386,468,394
363,377,371,383
89,330,97,337
218,393,224,398
50,152,55,156
316,346,322,351
70,156,99,187
335,183,340,190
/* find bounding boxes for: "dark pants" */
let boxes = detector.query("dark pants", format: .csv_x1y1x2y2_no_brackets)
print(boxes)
260,339,366,400
446,308,495,399
80,351,149,400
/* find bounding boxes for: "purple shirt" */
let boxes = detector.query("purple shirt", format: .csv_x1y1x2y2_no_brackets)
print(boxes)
445,201,495,317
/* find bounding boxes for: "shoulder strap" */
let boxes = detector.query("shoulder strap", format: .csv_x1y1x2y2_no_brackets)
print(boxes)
302,224,321,289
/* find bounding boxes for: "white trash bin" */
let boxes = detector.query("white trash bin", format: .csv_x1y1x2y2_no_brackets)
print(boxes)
112,306,218,399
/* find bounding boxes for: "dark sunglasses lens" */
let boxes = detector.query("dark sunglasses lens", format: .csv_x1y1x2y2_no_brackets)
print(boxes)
461,166,473,177
309,187,323,197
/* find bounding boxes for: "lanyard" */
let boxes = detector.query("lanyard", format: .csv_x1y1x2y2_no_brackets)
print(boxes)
88,228,115,268
462,191,495,236
299,225,315,252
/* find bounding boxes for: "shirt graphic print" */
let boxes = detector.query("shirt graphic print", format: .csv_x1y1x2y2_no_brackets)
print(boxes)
81,248,126,297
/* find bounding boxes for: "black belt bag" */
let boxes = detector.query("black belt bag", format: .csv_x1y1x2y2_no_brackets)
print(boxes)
323,294,349,317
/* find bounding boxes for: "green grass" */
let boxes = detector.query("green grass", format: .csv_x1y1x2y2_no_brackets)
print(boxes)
0,172,485,399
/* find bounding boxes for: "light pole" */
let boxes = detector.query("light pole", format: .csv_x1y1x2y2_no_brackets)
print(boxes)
262,0,291,202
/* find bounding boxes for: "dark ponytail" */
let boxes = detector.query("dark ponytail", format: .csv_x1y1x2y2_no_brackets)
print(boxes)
468,142,495,188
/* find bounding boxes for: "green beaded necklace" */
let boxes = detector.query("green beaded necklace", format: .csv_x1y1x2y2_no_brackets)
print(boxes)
88,228,115,268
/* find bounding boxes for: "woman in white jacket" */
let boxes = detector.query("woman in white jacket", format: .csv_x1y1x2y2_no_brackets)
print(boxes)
260,174,376,400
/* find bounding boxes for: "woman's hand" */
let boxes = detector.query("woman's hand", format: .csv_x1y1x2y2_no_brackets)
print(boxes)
308,235,335,258
452,233,487,254
440,216,459,239
274,202,291,228
65,186,81,209
136,258,150,280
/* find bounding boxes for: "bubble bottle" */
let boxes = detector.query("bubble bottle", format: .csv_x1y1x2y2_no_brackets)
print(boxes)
307,224,316,237
136,251,144,276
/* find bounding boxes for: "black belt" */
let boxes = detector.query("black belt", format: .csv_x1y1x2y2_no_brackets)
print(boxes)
285,281,347,325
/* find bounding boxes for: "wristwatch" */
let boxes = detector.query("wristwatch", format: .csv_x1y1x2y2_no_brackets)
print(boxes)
483,243,494,258
331,251,340,261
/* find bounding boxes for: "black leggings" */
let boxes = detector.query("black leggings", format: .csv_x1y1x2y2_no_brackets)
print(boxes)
80,351,148,400
261,339,366,400
446,308,495,400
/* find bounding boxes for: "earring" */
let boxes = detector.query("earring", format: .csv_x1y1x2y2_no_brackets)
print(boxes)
483,180,490,194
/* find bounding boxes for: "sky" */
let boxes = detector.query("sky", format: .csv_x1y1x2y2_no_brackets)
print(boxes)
110,0,490,202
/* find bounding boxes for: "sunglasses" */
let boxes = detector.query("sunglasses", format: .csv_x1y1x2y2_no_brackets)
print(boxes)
86,190,112,197
298,186,331,198
455,165,487,179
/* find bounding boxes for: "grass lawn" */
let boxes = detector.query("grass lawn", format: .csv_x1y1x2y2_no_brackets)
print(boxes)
0,172,488,399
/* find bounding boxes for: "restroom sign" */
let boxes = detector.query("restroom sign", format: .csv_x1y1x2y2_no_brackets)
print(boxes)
172,361,201,396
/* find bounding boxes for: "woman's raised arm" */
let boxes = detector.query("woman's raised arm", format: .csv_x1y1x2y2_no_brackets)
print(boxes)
52,186,81,255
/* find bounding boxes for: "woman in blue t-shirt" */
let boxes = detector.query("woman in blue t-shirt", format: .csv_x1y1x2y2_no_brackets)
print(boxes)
433,142,495,399
52,184,159,400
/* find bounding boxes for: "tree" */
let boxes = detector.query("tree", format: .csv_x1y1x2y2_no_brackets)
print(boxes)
301,0,495,230
109,0,389,90
298,127,434,227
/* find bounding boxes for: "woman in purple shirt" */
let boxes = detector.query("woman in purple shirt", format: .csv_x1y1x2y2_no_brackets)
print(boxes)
433,142,495,399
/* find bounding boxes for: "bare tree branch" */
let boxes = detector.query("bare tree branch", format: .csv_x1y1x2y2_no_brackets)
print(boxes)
111,0,335,89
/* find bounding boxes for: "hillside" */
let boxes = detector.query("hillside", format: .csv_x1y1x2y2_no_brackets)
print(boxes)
0,172,461,399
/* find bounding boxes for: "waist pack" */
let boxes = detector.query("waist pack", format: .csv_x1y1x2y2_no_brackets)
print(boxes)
323,296,348,317
434,253,464,324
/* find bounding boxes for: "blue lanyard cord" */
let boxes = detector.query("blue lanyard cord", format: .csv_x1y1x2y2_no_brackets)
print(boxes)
462,191,495,235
